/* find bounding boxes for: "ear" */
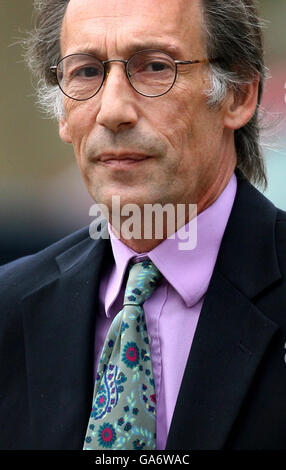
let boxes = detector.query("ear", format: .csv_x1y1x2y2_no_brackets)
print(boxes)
59,117,72,143
223,74,260,130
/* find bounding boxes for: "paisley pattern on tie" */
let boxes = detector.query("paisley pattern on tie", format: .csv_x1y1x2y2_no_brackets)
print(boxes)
83,260,162,450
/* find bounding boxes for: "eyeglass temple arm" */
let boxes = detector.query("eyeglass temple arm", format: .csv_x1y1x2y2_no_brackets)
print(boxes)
175,58,219,65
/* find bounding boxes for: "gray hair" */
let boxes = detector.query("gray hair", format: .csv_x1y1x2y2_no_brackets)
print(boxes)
24,0,268,188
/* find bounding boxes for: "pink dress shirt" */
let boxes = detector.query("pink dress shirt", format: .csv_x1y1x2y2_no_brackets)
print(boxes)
94,173,237,449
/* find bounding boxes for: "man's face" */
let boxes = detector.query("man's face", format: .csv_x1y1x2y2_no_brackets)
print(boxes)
60,0,234,214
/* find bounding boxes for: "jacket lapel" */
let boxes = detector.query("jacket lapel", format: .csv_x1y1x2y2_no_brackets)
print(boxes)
166,172,281,450
21,230,112,449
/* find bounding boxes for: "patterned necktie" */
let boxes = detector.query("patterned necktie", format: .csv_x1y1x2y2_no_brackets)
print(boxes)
83,259,162,451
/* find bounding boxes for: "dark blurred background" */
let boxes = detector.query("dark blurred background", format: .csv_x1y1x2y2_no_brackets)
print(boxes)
1,0,286,265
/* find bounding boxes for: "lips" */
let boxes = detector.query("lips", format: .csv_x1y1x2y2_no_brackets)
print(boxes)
97,152,151,168
98,152,150,162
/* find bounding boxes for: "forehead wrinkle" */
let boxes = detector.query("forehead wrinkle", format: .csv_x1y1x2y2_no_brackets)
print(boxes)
64,39,185,59
62,15,186,58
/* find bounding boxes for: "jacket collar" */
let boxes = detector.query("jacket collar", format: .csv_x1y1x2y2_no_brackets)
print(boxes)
216,170,281,298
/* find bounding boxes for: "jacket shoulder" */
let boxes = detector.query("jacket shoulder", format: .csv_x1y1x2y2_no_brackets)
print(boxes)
0,225,92,300
276,207,286,223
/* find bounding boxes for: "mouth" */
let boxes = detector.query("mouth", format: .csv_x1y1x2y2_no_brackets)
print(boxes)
97,152,151,169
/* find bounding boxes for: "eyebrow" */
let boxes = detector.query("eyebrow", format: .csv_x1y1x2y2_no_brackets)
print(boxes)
69,40,184,59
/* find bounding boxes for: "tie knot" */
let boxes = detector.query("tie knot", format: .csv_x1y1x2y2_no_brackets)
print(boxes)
123,260,162,306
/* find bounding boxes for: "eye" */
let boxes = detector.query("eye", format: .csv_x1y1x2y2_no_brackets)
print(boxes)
145,61,171,72
72,66,103,78
132,59,174,76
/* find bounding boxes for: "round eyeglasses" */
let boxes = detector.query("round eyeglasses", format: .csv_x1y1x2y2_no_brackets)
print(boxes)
50,49,218,100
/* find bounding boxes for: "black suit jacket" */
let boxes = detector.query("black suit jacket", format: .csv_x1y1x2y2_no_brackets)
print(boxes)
1,170,286,450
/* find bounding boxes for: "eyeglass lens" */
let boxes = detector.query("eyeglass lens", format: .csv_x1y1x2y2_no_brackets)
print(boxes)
56,50,177,99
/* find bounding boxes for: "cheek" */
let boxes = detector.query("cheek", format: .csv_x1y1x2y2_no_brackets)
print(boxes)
64,101,96,158
148,94,193,152
152,95,206,170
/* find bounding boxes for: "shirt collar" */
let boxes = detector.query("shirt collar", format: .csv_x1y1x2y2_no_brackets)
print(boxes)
104,173,237,314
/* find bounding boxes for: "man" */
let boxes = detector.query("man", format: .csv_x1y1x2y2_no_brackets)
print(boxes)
1,0,286,450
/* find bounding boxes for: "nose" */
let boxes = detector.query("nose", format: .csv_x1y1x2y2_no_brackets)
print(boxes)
96,62,139,134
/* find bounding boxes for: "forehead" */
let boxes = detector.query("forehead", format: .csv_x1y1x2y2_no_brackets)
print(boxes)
61,0,205,57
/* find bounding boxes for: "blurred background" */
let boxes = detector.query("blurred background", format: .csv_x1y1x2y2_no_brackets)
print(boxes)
0,0,286,265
